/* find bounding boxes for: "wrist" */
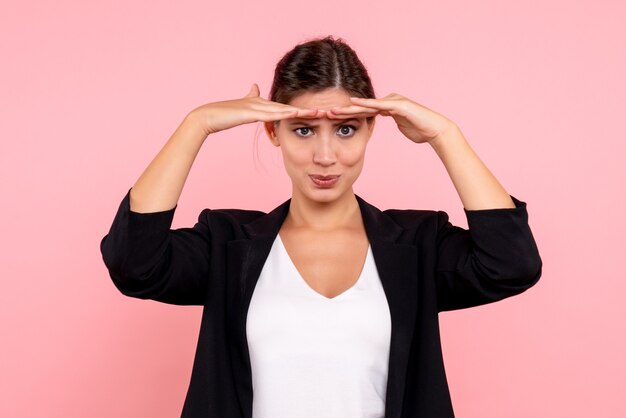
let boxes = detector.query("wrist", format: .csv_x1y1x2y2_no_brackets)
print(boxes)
184,110,211,139
428,123,465,153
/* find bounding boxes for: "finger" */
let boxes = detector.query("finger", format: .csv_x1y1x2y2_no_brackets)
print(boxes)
349,97,397,111
245,83,260,98
286,106,322,117
324,111,380,120
293,108,323,118
325,106,380,119
254,107,319,122
254,109,298,122
328,104,380,114
252,101,323,118
251,101,304,112
325,111,381,120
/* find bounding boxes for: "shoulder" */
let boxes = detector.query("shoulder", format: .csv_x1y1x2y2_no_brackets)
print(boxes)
197,207,267,226
358,194,439,221
381,207,444,231
191,197,291,240
356,194,446,237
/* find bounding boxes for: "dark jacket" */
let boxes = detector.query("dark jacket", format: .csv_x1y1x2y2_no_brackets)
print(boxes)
100,187,542,418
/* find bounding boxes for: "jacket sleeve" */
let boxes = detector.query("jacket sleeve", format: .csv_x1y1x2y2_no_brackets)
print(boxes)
99,188,211,306
435,195,542,312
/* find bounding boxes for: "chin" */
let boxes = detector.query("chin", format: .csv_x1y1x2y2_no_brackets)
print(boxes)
305,186,351,204
309,192,340,203
290,172,357,203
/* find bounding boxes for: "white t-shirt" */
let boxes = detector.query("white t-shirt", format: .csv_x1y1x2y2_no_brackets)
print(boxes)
246,234,392,418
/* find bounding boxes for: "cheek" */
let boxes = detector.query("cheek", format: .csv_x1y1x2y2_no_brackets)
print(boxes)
339,142,368,166
280,144,310,170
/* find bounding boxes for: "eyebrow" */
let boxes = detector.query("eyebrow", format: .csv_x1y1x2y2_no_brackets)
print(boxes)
286,118,362,127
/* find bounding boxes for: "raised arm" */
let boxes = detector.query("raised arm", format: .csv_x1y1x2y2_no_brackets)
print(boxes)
331,93,514,210
130,83,318,213
328,93,542,310
100,84,321,304
427,124,515,210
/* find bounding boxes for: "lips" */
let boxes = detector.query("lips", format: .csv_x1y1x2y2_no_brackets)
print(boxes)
309,174,340,187
309,174,340,180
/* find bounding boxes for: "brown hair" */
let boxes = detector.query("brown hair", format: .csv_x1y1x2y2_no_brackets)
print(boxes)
254,36,375,172
270,35,376,124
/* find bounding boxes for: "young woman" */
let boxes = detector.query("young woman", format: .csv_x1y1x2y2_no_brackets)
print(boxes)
100,35,542,418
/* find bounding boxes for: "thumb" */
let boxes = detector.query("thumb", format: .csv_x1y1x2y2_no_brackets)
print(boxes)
245,83,260,98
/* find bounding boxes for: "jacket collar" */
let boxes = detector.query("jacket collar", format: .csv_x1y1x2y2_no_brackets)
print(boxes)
241,193,404,243
227,193,416,418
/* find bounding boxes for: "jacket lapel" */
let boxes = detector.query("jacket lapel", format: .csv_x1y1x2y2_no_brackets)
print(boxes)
224,199,290,418
357,196,419,418
225,195,418,418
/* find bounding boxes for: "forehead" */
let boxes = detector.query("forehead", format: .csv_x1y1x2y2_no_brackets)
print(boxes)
288,88,352,110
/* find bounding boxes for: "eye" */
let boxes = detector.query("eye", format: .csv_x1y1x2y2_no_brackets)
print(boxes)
337,125,357,137
293,127,313,137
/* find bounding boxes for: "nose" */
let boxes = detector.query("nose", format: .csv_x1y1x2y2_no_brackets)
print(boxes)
312,134,337,166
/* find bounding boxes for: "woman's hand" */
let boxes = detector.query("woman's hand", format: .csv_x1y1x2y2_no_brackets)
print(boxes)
128,84,320,213
327,93,457,145
189,83,320,136
331,93,516,210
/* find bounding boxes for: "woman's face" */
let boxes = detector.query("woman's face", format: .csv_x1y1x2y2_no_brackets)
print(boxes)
266,88,375,204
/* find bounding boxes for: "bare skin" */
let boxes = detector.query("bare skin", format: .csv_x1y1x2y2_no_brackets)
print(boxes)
268,89,515,299
262,88,376,298
129,83,514,299
129,84,320,213
279,209,369,299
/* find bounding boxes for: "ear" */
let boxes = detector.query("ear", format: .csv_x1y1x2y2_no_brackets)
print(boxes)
264,121,280,147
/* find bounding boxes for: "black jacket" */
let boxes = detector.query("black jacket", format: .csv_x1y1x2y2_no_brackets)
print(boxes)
100,188,542,418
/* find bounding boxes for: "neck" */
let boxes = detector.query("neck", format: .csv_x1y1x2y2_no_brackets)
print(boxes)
285,188,361,231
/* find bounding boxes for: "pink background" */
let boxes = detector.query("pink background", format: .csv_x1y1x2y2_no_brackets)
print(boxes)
1,0,624,416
